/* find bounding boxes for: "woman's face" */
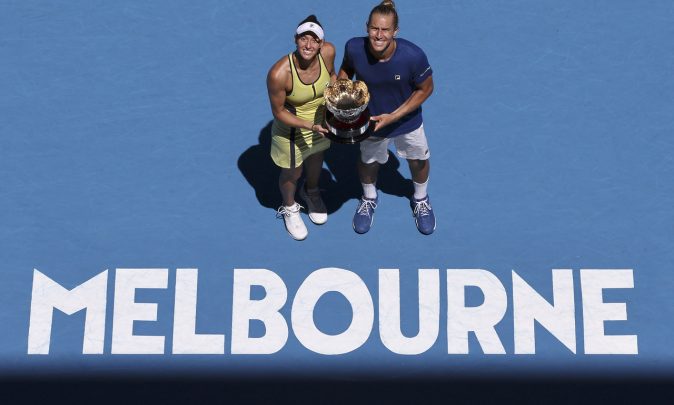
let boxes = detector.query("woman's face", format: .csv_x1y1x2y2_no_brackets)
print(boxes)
295,33,322,62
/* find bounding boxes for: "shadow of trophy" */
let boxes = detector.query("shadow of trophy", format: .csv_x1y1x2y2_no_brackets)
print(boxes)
324,79,373,144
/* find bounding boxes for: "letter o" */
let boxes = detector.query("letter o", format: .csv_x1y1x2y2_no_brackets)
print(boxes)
291,268,374,355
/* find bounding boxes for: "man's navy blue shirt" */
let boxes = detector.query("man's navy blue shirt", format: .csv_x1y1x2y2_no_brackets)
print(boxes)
342,37,432,138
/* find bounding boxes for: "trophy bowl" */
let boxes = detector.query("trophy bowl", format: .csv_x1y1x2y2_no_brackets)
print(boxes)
323,79,373,144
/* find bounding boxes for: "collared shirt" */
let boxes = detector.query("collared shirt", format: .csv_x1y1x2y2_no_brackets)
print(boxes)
342,37,433,138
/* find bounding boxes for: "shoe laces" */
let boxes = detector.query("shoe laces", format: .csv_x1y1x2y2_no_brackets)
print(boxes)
277,204,303,219
413,199,432,217
357,199,377,216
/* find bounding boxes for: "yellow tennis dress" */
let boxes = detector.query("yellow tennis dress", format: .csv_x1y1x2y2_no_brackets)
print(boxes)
271,53,331,169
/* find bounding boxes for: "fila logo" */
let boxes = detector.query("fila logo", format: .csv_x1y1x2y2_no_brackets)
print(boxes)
394,75,401,80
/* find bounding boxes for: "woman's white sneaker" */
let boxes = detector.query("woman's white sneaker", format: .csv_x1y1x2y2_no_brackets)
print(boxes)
276,203,308,240
299,184,328,225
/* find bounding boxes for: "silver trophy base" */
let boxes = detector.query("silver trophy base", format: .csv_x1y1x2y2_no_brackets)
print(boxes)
324,108,373,144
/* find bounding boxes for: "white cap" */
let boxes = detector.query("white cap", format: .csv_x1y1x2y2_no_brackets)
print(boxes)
296,22,324,40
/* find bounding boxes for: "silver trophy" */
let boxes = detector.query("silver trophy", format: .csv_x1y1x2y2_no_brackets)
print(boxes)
323,79,372,144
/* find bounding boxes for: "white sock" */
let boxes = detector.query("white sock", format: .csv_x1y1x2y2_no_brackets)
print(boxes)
413,178,428,200
362,182,377,199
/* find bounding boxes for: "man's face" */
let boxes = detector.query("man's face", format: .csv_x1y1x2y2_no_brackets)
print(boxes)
295,33,322,61
367,13,397,56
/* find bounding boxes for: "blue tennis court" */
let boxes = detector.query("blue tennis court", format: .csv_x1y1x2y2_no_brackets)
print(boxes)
1,0,673,402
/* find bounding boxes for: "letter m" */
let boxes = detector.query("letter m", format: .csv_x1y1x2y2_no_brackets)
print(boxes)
28,269,108,354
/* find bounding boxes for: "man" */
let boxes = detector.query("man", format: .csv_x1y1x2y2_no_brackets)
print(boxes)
338,0,436,235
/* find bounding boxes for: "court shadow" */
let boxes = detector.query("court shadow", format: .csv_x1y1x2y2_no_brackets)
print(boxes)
237,121,280,210
238,121,414,213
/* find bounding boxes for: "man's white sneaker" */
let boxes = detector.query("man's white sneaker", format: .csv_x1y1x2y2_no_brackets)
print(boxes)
276,203,308,240
299,184,328,225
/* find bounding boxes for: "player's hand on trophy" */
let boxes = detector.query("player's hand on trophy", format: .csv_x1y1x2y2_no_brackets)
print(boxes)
310,122,329,135
370,113,397,132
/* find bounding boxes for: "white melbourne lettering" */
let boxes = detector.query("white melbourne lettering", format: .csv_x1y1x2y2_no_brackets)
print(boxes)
27,267,639,355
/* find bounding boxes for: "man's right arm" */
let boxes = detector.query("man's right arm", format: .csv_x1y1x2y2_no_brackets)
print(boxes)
338,42,354,79
338,64,354,79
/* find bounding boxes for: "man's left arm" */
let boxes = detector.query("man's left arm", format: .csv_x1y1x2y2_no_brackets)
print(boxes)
371,75,434,132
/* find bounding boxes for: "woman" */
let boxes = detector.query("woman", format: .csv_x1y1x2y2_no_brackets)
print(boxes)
266,15,336,240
